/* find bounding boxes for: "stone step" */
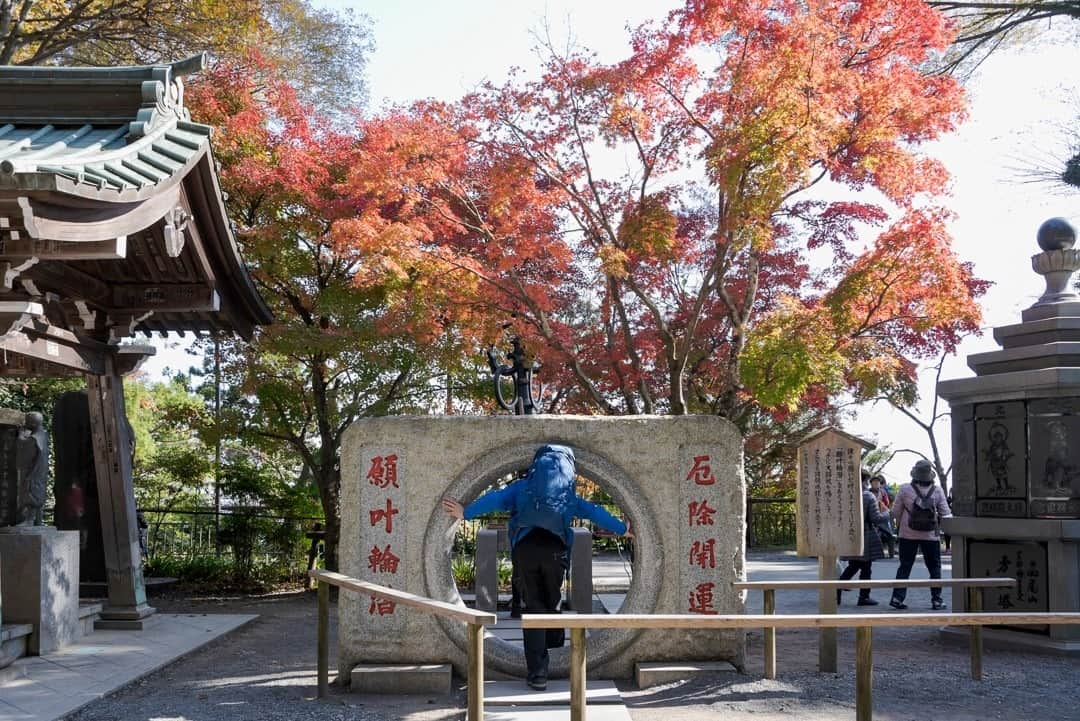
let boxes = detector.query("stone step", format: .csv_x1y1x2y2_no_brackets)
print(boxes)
78,602,103,636
0,622,32,682
350,663,453,694
484,705,632,720
483,679,621,705
635,661,739,688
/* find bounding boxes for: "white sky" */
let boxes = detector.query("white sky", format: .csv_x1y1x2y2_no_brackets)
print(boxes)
146,1,1080,486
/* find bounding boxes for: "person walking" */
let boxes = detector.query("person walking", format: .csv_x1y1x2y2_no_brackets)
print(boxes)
837,470,891,606
890,459,953,610
442,444,632,691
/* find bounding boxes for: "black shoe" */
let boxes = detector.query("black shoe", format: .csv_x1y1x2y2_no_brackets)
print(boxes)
837,589,843,605
527,676,547,691
889,598,907,610
857,597,879,606
932,599,947,611
510,608,522,619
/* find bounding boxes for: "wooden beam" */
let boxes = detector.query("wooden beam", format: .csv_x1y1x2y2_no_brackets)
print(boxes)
25,260,111,303
111,284,219,312
0,235,126,260
0,323,104,374
519,612,1080,629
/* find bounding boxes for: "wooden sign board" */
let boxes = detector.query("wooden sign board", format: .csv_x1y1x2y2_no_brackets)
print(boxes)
796,427,873,558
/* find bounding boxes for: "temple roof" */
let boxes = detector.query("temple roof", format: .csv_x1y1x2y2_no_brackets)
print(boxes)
0,56,272,367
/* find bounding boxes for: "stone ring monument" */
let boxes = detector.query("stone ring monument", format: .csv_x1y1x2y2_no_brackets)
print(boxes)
339,414,746,681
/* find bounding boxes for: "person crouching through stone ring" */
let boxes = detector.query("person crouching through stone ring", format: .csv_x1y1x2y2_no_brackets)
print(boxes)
442,444,632,692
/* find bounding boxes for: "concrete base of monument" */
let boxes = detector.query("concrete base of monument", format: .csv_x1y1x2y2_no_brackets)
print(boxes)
634,661,739,688
940,625,1080,655
0,622,31,674
349,664,453,694
0,527,80,654
96,602,157,631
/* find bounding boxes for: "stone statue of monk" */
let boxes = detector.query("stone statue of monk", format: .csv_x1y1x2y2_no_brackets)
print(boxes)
16,411,50,526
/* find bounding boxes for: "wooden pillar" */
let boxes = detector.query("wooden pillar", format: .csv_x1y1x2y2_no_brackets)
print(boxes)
855,626,873,721
570,627,587,721
317,580,329,699
968,587,983,681
467,623,484,721
818,555,838,673
86,358,154,627
763,589,776,680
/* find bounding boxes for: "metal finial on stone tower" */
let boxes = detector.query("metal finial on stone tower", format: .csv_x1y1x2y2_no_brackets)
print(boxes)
1031,217,1080,306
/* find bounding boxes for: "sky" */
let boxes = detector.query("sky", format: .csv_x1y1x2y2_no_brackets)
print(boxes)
147,1,1080,487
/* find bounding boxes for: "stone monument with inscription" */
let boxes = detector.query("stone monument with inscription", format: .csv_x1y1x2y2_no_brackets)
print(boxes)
795,426,874,672
339,415,745,681
938,218,1080,652
0,408,81,654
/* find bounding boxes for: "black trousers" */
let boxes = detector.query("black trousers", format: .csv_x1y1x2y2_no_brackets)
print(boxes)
892,538,943,602
512,529,568,681
839,559,873,599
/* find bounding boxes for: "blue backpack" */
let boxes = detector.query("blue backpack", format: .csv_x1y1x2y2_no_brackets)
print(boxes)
512,444,577,544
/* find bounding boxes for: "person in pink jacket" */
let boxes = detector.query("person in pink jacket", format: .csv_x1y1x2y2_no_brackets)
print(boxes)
889,459,953,610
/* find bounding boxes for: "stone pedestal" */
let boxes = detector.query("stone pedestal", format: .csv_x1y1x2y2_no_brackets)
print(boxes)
0,527,80,654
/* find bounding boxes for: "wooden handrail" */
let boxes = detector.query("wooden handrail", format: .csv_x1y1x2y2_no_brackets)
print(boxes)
736,577,1016,681
521,612,1080,721
734,577,1015,590
311,570,497,625
309,570,496,721
520,611,1080,629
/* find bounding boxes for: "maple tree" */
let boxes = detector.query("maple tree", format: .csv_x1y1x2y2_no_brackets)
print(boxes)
338,0,988,429
185,57,461,571
0,0,370,109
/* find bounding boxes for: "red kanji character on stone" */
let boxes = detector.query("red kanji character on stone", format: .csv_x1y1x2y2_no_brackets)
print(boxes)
689,538,717,569
367,454,399,488
688,500,717,526
369,498,399,533
369,594,396,616
688,582,719,614
368,544,401,574
686,455,716,485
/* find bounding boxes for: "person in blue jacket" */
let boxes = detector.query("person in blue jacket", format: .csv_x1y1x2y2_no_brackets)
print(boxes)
442,444,632,690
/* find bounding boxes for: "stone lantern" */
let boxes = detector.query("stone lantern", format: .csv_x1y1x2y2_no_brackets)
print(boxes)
938,217,1080,652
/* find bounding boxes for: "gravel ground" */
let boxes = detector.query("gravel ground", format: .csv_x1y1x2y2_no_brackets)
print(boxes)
68,558,1080,721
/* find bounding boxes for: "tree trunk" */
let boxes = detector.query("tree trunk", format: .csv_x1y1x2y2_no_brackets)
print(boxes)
315,466,341,572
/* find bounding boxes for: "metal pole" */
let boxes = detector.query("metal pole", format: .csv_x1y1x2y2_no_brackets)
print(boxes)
763,589,776,680
969,587,983,681
317,579,329,699
855,626,873,721
570,627,587,721
467,623,484,721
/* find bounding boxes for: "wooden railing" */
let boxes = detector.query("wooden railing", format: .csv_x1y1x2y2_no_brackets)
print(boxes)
521,611,1080,721
309,570,497,721
735,577,1016,680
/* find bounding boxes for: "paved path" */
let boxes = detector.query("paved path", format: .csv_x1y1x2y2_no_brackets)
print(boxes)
0,614,255,721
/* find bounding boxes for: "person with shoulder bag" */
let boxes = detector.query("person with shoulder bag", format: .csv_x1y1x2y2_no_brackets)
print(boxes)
889,459,953,610
837,470,892,605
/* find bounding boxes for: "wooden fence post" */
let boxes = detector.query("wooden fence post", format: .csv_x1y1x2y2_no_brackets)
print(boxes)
467,622,484,721
855,626,872,721
968,587,983,681
570,627,587,721
818,555,838,673
317,578,329,699
763,589,776,680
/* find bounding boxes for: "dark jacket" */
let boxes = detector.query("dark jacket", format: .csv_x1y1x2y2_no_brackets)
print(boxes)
842,489,890,562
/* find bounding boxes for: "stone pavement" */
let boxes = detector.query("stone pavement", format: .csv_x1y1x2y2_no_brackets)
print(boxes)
0,613,256,721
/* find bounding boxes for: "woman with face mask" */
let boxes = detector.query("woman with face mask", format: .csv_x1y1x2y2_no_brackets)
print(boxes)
889,460,953,610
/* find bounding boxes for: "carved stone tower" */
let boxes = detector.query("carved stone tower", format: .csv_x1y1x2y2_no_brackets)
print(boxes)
938,217,1080,652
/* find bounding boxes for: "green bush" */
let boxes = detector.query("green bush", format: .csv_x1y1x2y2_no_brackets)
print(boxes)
452,554,476,589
